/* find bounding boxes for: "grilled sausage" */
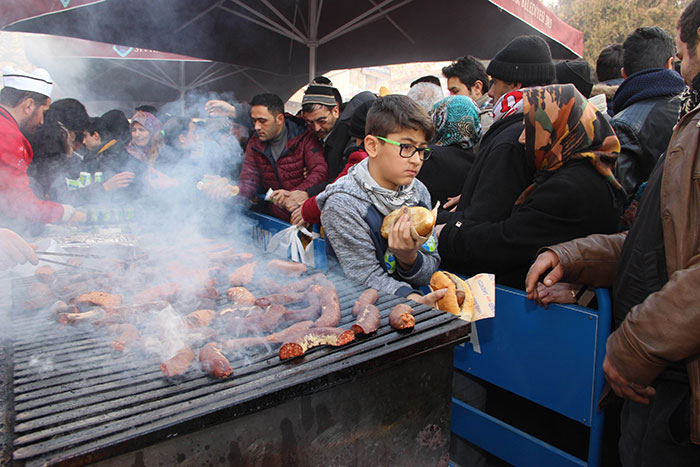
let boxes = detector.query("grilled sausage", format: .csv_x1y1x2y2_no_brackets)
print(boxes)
186,309,217,327
206,248,253,264
196,284,219,300
161,346,195,377
279,327,355,360
199,343,233,379
133,283,180,304
278,273,333,294
257,277,281,293
105,300,169,317
254,304,287,332
254,292,305,308
58,308,104,325
283,303,321,322
35,265,55,283
389,304,415,330
226,287,256,305
77,291,123,308
223,320,317,352
315,285,341,328
351,304,381,335
228,262,257,286
352,289,379,316
268,321,315,342
23,282,55,310
266,259,306,277
111,324,141,351
219,304,262,317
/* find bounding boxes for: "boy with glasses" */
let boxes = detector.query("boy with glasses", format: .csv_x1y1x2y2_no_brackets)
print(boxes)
317,95,443,304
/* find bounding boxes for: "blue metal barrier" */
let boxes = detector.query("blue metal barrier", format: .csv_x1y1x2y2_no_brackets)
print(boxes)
452,286,612,467
244,211,327,270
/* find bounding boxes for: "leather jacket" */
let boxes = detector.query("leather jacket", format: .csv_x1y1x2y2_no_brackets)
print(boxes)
545,104,700,443
612,95,681,199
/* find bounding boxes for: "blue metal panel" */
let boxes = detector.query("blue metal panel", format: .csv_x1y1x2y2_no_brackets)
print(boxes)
311,223,327,270
244,211,327,270
452,398,586,467
454,286,600,425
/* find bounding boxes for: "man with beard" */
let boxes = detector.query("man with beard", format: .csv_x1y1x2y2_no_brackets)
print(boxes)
526,1,700,463
278,83,351,216
0,67,84,231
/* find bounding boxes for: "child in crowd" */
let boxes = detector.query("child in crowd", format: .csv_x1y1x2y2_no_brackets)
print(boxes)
317,95,442,304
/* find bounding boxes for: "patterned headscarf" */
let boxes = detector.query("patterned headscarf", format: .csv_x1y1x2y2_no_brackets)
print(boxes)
432,95,481,150
516,84,622,205
126,111,162,162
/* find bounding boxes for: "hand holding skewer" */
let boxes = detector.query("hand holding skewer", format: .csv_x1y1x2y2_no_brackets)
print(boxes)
0,228,37,270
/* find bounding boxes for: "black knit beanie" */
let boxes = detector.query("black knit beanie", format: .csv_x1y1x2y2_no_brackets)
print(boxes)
556,60,594,98
486,35,555,85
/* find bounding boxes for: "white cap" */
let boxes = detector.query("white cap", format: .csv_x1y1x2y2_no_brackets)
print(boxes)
2,66,53,98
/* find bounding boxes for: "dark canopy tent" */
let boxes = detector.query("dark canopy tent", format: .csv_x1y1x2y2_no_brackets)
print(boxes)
20,34,284,115
3,0,583,101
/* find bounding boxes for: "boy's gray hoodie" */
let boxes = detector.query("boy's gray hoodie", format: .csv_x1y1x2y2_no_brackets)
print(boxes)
317,161,440,297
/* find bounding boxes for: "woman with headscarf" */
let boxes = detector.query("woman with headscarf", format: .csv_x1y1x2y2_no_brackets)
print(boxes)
126,111,162,163
417,95,481,209
437,84,626,288
119,110,178,198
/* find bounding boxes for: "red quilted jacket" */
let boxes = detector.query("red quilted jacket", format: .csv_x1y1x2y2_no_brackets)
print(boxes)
239,114,327,220
0,106,64,225
301,149,368,224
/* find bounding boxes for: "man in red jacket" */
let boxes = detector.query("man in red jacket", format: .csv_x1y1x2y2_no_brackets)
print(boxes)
238,93,327,221
0,67,84,232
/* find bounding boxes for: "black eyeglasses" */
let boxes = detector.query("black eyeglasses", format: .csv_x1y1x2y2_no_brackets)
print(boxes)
376,136,432,160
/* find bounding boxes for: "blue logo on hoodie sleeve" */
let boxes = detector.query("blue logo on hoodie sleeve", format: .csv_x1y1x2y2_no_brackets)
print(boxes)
384,250,397,274
421,234,437,253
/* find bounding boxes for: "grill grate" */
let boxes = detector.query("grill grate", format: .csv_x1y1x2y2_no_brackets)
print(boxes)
6,266,469,466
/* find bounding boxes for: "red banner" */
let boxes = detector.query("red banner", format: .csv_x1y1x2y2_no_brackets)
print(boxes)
489,0,584,57
1,0,105,28
25,34,208,61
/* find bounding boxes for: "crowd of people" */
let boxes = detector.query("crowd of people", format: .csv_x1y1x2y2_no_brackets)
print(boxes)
3,0,700,464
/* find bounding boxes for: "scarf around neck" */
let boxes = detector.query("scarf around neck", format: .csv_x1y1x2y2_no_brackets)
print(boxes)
350,158,419,216
611,68,685,115
492,89,524,123
678,71,700,121
516,84,622,205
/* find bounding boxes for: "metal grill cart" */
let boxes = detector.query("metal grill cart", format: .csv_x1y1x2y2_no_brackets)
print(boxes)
0,214,470,465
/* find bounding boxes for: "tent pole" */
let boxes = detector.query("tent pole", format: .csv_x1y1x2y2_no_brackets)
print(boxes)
309,46,316,83
180,61,186,116
308,0,318,83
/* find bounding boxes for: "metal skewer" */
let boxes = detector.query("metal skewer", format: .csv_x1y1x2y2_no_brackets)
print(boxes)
34,251,105,259
35,256,105,273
